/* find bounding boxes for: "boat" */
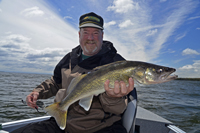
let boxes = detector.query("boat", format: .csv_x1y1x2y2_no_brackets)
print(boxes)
0,89,186,133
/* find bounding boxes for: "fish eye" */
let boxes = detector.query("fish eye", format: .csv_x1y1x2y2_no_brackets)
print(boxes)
157,68,163,73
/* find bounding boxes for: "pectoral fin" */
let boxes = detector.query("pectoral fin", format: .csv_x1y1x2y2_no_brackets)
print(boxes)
79,95,93,111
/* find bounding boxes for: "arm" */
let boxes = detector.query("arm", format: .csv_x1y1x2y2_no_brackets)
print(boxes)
26,53,71,109
26,77,62,109
99,78,134,115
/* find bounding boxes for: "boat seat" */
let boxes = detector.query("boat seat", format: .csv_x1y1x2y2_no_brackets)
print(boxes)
122,88,137,133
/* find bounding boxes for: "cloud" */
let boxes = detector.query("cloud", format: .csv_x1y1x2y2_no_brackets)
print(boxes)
188,15,200,20
105,0,198,63
119,20,134,28
107,0,139,13
179,64,194,70
20,6,44,17
0,34,31,63
146,29,158,36
26,48,69,62
0,0,78,49
0,34,30,55
178,60,200,77
0,33,68,73
64,16,73,20
197,27,200,30
0,8,2,12
150,1,197,57
174,32,186,42
104,21,116,28
160,0,167,2
0,0,78,73
182,48,200,56
6,34,31,43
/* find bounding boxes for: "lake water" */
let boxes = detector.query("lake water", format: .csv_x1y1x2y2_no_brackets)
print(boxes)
0,71,199,133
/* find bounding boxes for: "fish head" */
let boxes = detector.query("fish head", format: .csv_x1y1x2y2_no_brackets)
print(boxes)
131,63,178,84
143,65,178,84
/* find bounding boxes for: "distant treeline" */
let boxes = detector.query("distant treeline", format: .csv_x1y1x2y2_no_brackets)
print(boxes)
176,78,200,81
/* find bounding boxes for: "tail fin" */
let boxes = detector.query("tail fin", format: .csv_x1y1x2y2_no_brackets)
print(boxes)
44,103,67,130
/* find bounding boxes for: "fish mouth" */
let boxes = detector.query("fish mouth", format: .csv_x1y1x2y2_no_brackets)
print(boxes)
160,69,178,82
164,74,178,81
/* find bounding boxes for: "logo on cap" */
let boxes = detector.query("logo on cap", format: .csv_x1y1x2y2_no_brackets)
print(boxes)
83,16,100,22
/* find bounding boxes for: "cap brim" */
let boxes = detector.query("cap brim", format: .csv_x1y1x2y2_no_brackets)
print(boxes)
79,23,103,30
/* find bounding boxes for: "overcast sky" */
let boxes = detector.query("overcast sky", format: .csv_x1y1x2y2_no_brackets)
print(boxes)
0,0,200,78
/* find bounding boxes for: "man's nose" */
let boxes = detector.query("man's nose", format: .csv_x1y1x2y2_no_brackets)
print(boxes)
88,34,94,40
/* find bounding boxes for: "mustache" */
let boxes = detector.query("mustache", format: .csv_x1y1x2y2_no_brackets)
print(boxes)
86,41,96,44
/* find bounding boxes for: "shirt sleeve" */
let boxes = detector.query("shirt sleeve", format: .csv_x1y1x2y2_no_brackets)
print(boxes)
99,93,127,115
33,76,62,99
32,53,71,99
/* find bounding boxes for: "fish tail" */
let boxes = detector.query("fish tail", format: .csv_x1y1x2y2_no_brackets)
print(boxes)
44,103,67,130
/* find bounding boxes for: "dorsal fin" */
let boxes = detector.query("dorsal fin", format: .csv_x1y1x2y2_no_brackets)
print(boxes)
93,60,125,71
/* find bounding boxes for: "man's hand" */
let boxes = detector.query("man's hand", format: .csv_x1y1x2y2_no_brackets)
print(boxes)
104,78,134,98
26,92,39,109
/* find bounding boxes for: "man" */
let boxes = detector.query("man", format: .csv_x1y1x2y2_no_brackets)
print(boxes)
12,12,134,133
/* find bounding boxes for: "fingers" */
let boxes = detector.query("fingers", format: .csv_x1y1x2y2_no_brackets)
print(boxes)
128,78,134,92
114,81,120,94
104,78,134,98
33,93,38,103
26,92,39,109
104,79,110,92
104,80,113,97
104,80,120,97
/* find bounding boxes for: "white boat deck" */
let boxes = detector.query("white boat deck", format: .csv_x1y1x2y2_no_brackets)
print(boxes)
135,106,173,133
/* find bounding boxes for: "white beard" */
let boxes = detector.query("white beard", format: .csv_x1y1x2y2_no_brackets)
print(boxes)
83,46,98,54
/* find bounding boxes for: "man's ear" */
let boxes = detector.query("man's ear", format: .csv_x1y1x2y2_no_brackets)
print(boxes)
78,30,80,37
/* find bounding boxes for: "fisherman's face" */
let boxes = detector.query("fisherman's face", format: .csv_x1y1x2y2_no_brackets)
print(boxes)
79,27,103,56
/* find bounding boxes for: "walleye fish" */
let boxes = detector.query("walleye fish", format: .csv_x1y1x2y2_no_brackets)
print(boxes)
44,60,178,130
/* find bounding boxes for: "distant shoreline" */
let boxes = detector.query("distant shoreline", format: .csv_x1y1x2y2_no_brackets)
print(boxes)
176,78,200,81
